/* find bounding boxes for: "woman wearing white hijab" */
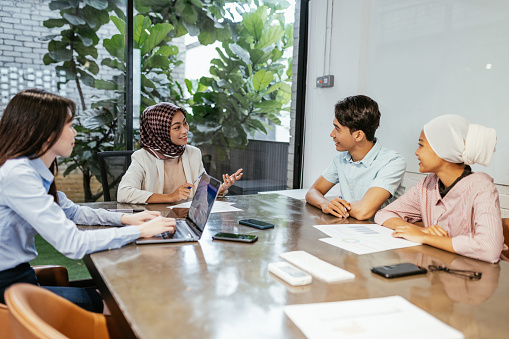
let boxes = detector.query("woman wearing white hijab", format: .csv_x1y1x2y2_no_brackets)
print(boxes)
375,115,505,263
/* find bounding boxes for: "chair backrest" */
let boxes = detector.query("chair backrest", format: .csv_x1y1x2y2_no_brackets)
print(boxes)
502,218,509,249
97,151,134,201
5,283,110,339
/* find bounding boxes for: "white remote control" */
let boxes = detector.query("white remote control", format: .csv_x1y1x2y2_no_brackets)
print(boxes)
268,262,312,286
280,251,355,283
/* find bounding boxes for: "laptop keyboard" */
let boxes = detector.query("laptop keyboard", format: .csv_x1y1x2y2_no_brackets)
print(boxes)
160,220,189,239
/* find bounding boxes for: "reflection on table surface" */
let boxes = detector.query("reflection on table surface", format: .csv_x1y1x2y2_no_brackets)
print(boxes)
81,194,509,339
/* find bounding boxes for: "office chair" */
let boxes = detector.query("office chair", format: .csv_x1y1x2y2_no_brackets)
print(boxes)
5,283,111,339
97,151,134,201
1,266,69,339
503,218,509,249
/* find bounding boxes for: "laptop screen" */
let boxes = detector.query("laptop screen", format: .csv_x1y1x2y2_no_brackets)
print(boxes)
187,174,220,231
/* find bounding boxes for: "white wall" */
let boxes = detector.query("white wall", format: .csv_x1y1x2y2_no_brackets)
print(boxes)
302,0,509,216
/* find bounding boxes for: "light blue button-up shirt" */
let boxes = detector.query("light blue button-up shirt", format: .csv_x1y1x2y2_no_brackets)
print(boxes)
0,157,140,271
322,141,406,208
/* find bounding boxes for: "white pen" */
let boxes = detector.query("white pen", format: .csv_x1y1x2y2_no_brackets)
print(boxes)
187,170,206,189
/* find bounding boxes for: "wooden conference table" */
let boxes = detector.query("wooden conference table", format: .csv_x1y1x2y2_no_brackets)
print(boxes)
81,194,509,339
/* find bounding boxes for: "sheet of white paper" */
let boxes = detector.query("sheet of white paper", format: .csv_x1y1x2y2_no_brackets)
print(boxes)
314,224,420,255
168,200,242,213
258,188,340,200
284,296,464,339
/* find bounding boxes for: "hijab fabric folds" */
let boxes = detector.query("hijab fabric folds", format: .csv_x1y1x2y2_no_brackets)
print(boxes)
423,114,497,167
140,102,186,159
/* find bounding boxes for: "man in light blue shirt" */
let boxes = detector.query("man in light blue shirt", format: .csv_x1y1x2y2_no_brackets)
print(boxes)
306,95,406,220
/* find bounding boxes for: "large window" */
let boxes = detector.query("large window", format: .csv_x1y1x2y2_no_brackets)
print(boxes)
0,0,297,202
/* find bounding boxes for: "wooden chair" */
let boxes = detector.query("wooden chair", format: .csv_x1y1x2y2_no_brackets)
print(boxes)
5,283,110,339
0,265,69,339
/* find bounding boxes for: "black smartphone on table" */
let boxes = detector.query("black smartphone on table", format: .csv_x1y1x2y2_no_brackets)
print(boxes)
212,232,258,243
371,263,427,279
239,219,274,229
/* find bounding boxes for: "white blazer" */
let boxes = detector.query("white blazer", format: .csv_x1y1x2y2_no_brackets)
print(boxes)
117,146,204,204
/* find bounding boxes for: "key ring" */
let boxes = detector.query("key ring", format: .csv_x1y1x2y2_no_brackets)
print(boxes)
428,265,482,280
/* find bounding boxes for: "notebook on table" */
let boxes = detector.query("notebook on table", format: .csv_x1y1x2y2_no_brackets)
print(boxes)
136,174,221,244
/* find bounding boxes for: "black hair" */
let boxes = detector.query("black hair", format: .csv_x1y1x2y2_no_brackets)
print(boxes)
334,95,380,142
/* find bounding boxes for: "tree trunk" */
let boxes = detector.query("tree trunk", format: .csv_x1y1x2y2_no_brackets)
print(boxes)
82,169,93,202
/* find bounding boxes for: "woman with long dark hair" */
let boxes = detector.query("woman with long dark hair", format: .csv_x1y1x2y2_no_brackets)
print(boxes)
0,89,176,312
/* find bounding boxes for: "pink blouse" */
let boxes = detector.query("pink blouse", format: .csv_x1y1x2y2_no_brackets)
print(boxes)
375,172,504,263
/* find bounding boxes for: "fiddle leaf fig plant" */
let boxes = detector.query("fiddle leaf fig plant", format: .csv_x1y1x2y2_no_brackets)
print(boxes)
186,3,293,160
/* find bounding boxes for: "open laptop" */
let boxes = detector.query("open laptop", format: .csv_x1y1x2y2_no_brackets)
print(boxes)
136,174,221,244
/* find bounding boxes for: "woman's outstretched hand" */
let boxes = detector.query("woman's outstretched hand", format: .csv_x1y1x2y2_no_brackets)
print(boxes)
219,168,243,193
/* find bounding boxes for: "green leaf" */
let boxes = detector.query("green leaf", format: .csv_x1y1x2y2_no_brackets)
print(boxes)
255,100,281,112
245,93,261,103
48,41,72,61
110,16,126,35
286,58,293,78
49,1,74,10
44,18,67,28
101,57,125,71
229,43,250,65
82,5,109,29
63,13,86,26
141,75,156,89
271,48,283,62
156,45,178,56
276,83,292,104
182,20,200,37
252,70,273,92
216,25,232,42
242,12,264,41
73,41,98,59
77,69,95,87
84,0,108,10
39,34,60,42
141,23,173,55
133,15,151,48
198,27,216,45
189,0,203,9
43,53,57,65
146,55,170,69
247,118,267,134
94,79,117,90
77,26,99,46
103,35,125,61
256,25,284,50
178,3,198,23
264,83,282,95
56,65,77,81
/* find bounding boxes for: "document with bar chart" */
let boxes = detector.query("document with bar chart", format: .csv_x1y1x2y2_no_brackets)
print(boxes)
314,224,421,255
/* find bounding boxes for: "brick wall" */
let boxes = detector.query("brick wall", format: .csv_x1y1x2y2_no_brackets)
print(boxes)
402,172,509,218
55,165,103,203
